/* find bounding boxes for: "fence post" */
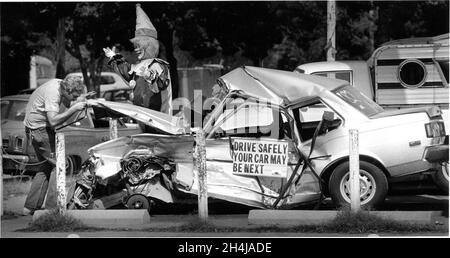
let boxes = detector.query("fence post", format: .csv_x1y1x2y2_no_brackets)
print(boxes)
56,132,66,214
349,129,360,212
195,129,208,222
109,118,118,140
1,131,3,216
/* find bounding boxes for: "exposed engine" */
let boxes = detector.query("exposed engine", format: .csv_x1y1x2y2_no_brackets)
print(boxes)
68,146,178,211
120,146,175,187
121,155,161,185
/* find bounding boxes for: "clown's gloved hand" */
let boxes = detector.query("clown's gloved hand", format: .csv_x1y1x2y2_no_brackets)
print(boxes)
103,46,117,59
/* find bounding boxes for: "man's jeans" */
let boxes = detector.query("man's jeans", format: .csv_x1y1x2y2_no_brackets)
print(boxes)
24,127,57,211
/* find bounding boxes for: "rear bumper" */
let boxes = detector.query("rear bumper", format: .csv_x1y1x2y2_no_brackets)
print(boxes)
3,154,29,162
2,154,44,172
423,145,449,163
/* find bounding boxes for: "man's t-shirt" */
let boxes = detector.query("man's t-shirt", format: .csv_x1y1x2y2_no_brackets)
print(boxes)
23,79,62,129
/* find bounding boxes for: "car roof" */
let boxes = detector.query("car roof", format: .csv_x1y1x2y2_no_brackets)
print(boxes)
295,60,368,74
219,66,348,106
1,94,31,101
66,72,118,77
381,33,449,46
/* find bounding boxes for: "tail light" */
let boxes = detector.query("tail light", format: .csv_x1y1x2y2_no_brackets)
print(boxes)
14,136,23,151
425,121,446,145
425,121,446,138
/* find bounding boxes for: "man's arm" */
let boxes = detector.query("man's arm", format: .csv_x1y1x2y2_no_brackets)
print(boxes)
46,102,87,128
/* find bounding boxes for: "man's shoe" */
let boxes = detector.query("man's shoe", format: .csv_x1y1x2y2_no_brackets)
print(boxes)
22,207,34,216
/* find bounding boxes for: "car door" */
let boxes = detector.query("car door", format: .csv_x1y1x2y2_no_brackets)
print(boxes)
201,98,301,207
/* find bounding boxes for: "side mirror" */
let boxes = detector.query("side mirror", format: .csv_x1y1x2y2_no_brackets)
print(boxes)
308,111,335,158
322,111,334,122
319,111,334,135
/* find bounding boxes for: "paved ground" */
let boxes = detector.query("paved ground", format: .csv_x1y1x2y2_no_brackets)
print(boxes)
1,192,449,238
2,214,448,238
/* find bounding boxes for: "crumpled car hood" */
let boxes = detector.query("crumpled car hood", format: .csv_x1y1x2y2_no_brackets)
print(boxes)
88,99,188,135
88,133,195,162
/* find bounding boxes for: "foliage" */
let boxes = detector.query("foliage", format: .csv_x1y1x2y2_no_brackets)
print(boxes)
1,1,449,96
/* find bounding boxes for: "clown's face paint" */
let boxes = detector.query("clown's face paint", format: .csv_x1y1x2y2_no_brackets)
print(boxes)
134,44,146,60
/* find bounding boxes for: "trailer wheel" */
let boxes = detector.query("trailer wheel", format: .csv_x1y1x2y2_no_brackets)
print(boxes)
329,161,388,209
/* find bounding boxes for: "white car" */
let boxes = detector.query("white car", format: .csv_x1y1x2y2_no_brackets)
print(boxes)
65,72,130,97
68,66,448,211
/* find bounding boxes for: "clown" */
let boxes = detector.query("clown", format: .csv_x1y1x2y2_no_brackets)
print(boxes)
103,4,172,115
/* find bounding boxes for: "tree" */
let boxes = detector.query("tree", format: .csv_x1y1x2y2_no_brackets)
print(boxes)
0,2,53,96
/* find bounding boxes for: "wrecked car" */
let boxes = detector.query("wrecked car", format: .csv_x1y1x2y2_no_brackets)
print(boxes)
67,66,448,211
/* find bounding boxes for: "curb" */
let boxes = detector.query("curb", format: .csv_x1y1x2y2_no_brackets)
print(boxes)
248,210,444,226
32,209,150,227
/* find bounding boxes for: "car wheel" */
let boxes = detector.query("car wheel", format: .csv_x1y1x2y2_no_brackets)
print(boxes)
329,161,388,209
126,194,152,213
432,161,449,194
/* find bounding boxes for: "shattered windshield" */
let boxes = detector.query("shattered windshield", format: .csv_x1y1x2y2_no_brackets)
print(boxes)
333,85,384,117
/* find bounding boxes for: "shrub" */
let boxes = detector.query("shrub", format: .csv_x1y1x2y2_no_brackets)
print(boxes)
26,209,88,232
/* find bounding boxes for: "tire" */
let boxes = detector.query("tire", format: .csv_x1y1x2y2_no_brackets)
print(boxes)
432,161,449,194
329,161,388,209
126,194,151,213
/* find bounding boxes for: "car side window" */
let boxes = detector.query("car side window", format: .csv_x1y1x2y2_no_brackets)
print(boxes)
101,76,115,85
102,91,113,101
8,100,27,121
312,71,352,84
212,102,292,140
436,59,449,86
1,100,10,120
292,99,342,142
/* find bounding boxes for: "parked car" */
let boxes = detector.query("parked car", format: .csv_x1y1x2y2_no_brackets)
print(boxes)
67,66,448,212
1,94,142,176
65,72,131,97
101,88,133,104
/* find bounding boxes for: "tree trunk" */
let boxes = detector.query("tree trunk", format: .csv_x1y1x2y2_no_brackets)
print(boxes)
93,56,105,97
55,16,66,79
79,58,91,92
160,27,179,99
368,2,379,55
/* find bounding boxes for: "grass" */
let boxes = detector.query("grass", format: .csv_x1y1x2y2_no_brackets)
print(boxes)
15,208,446,234
140,209,446,234
324,209,441,234
22,209,92,232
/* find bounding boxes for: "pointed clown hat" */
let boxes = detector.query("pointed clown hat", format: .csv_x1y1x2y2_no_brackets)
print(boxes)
132,3,157,41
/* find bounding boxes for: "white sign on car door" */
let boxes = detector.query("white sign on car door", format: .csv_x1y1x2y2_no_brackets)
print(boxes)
231,139,288,178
